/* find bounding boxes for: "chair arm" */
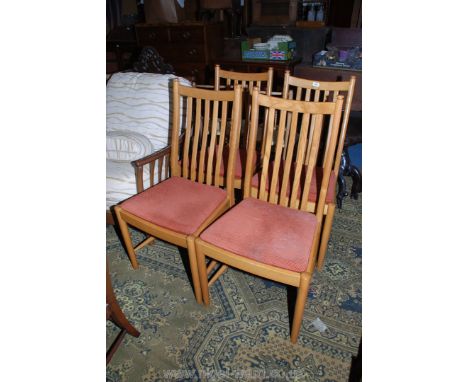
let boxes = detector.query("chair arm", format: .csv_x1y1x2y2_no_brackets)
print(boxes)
131,145,171,193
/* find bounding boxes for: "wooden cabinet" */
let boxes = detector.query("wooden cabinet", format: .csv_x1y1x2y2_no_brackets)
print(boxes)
135,22,224,83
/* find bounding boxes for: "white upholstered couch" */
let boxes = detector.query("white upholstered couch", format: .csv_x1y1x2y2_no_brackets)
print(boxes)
106,72,191,223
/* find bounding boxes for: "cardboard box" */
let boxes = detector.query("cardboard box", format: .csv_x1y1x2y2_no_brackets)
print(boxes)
241,38,296,61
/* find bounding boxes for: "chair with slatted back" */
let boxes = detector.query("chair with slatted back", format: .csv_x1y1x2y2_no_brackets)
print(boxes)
114,81,243,304
281,70,355,270
214,64,274,189
195,88,344,343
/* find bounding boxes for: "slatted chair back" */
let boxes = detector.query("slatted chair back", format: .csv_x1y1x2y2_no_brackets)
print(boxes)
245,88,344,227
215,65,273,150
282,70,355,173
170,80,243,205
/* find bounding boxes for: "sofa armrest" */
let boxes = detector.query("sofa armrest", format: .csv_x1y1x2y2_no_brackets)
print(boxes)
131,145,171,193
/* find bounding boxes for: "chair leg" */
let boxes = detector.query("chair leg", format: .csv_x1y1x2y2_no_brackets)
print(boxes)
114,206,139,269
195,239,210,306
290,272,311,343
187,236,203,305
317,203,336,271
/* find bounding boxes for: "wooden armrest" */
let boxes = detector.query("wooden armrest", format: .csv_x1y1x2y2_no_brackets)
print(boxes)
131,145,171,168
131,145,171,193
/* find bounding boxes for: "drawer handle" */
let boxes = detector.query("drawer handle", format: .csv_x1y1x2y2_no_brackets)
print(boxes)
182,31,191,39
188,49,197,56
149,32,156,39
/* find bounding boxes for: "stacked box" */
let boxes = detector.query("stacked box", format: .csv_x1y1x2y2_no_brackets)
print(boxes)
241,39,296,61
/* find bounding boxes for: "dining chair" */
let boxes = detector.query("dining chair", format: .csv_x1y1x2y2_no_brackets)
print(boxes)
214,64,273,189
281,70,356,270
114,81,243,304
195,88,344,343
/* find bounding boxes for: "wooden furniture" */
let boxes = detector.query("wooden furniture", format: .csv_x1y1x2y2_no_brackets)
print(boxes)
135,22,224,83
107,260,140,364
214,65,273,189
251,0,299,25
282,70,355,270
294,64,361,205
195,88,344,343
216,57,301,92
114,83,243,304
294,65,361,111
107,25,140,74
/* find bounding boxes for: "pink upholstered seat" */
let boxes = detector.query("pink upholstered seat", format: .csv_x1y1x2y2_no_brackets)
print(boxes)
200,197,317,272
120,176,227,235
251,162,336,203
218,147,259,180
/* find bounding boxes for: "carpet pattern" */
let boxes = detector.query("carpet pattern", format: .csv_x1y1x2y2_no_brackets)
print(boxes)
106,192,361,381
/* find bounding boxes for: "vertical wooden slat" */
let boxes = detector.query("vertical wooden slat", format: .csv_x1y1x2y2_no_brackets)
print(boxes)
170,80,181,177
279,111,299,207
158,157,163,182
305,89,322,165
149,162,155,186
182,97,193,179
289,112,310,209
214,100,228,187
244,88,260,199
206,99,219,186
268,108,288,204
198,99,211,183
190,98,202,181
258,105,276,201
225,85,243,205
300,114,323,211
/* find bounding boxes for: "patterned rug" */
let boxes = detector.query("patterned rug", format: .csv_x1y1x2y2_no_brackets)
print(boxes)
106,191,361,382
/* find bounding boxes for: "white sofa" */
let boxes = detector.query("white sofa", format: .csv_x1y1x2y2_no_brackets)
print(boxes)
106,72,191,223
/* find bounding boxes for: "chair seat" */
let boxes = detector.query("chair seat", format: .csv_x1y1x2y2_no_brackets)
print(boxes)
200,197,317,272
251,163,336,204
120,176,227,235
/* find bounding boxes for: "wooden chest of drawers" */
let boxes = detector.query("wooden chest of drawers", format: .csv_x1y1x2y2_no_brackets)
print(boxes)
135,22,223,84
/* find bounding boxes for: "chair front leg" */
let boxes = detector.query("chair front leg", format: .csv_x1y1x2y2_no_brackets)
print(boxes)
290,272,312,343
114,206,139,269
317,203,336,270
195,239,211,305
187,236,203,305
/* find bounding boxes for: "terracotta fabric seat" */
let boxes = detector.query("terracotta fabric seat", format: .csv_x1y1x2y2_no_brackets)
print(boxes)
121,176,227,235
219,147,259,180
251,162,336,204
200,197,317,272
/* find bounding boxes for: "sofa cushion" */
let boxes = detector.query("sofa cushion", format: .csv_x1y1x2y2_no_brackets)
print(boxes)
106,72,191,151
106,131,153,162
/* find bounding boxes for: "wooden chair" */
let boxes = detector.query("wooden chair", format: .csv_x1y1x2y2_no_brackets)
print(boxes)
195,88,344,343
114,81,243,304
107,259,140,364
214,64,273,189
281,70,356,270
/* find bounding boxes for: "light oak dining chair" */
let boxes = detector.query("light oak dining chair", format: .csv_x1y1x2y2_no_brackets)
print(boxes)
114,81,243,304
281,70,356,270
214,64,274,189
195,88,344,343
